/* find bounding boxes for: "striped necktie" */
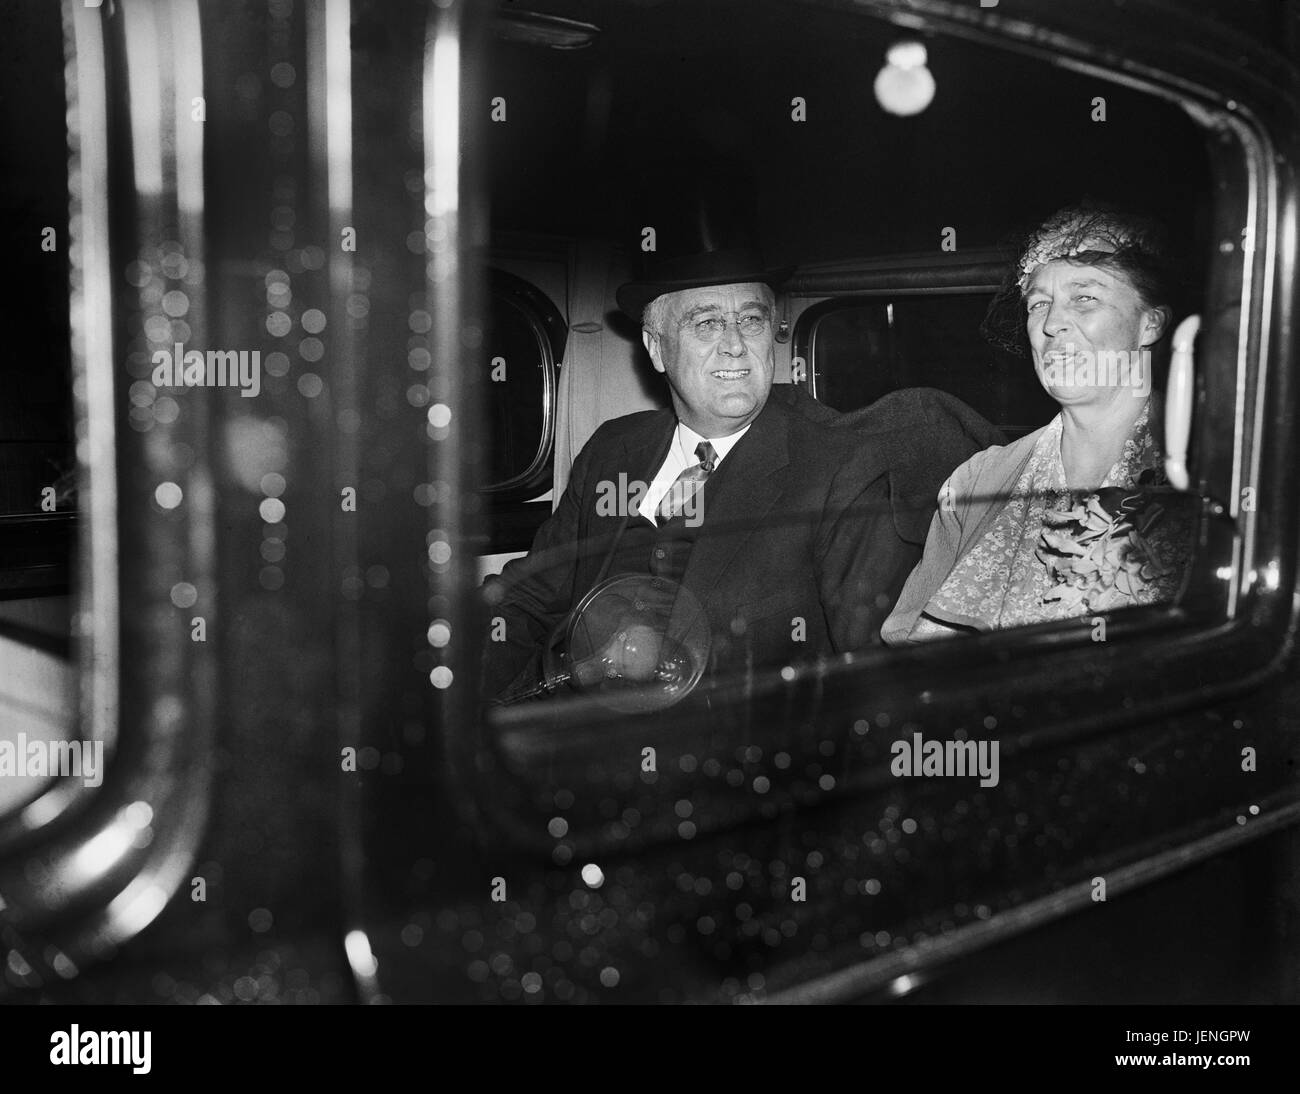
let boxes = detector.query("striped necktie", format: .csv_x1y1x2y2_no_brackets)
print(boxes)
657,440,716,523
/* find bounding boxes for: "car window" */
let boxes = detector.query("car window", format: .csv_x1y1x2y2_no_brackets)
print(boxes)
480,268,564,496
797,294,1058,438
467,0,1259,874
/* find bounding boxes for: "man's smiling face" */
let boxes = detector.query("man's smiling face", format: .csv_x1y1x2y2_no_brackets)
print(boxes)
643,282,776,437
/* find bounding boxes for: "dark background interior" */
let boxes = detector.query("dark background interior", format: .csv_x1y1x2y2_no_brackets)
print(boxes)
0,1,72,520
487,0,1213,270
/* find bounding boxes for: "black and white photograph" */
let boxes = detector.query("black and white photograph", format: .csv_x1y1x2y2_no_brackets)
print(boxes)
0,0,1297,1047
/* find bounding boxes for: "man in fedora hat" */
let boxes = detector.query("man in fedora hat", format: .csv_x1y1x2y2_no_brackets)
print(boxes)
482,249,996,702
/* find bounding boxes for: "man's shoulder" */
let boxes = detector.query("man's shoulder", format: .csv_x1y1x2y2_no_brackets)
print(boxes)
765,386,853,450
774,386,973,465
823,387,1007,477
832,387,1002,443
781,408,874,467
765,395,899,498
582,406,674,450
766,382,842,425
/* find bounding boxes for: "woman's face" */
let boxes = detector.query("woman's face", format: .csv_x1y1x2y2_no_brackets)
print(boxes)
1024,260,1165,407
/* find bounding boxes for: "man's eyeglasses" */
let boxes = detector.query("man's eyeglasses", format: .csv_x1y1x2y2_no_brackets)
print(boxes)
684,311,771,343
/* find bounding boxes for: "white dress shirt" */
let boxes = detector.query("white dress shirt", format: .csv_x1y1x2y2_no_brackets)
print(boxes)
638,421,751,525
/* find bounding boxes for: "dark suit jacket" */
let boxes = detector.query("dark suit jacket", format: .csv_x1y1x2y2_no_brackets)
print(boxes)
482,384,1001,700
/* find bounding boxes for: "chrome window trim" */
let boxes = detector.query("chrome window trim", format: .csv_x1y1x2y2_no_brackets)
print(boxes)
761,790,1300,1004
72,0,119,769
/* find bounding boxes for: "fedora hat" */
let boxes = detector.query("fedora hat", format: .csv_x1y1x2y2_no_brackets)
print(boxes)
615,248,793,324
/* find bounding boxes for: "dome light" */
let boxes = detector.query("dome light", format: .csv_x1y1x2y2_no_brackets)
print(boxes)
874,40,936,117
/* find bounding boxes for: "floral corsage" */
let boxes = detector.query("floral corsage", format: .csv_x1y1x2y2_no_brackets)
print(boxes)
1037,473,1178,613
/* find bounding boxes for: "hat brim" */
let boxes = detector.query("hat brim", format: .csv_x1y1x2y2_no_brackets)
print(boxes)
616,267,794,325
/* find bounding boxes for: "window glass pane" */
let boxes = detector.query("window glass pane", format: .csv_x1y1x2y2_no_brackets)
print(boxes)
811,304,893,411
481,270,562,495
812,296,1060,438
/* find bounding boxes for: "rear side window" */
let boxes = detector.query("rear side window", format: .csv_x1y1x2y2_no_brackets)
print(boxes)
480,268,565,500
798,295,1058,439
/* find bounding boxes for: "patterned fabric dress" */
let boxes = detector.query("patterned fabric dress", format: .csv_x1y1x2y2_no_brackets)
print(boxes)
913,400,1189,636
